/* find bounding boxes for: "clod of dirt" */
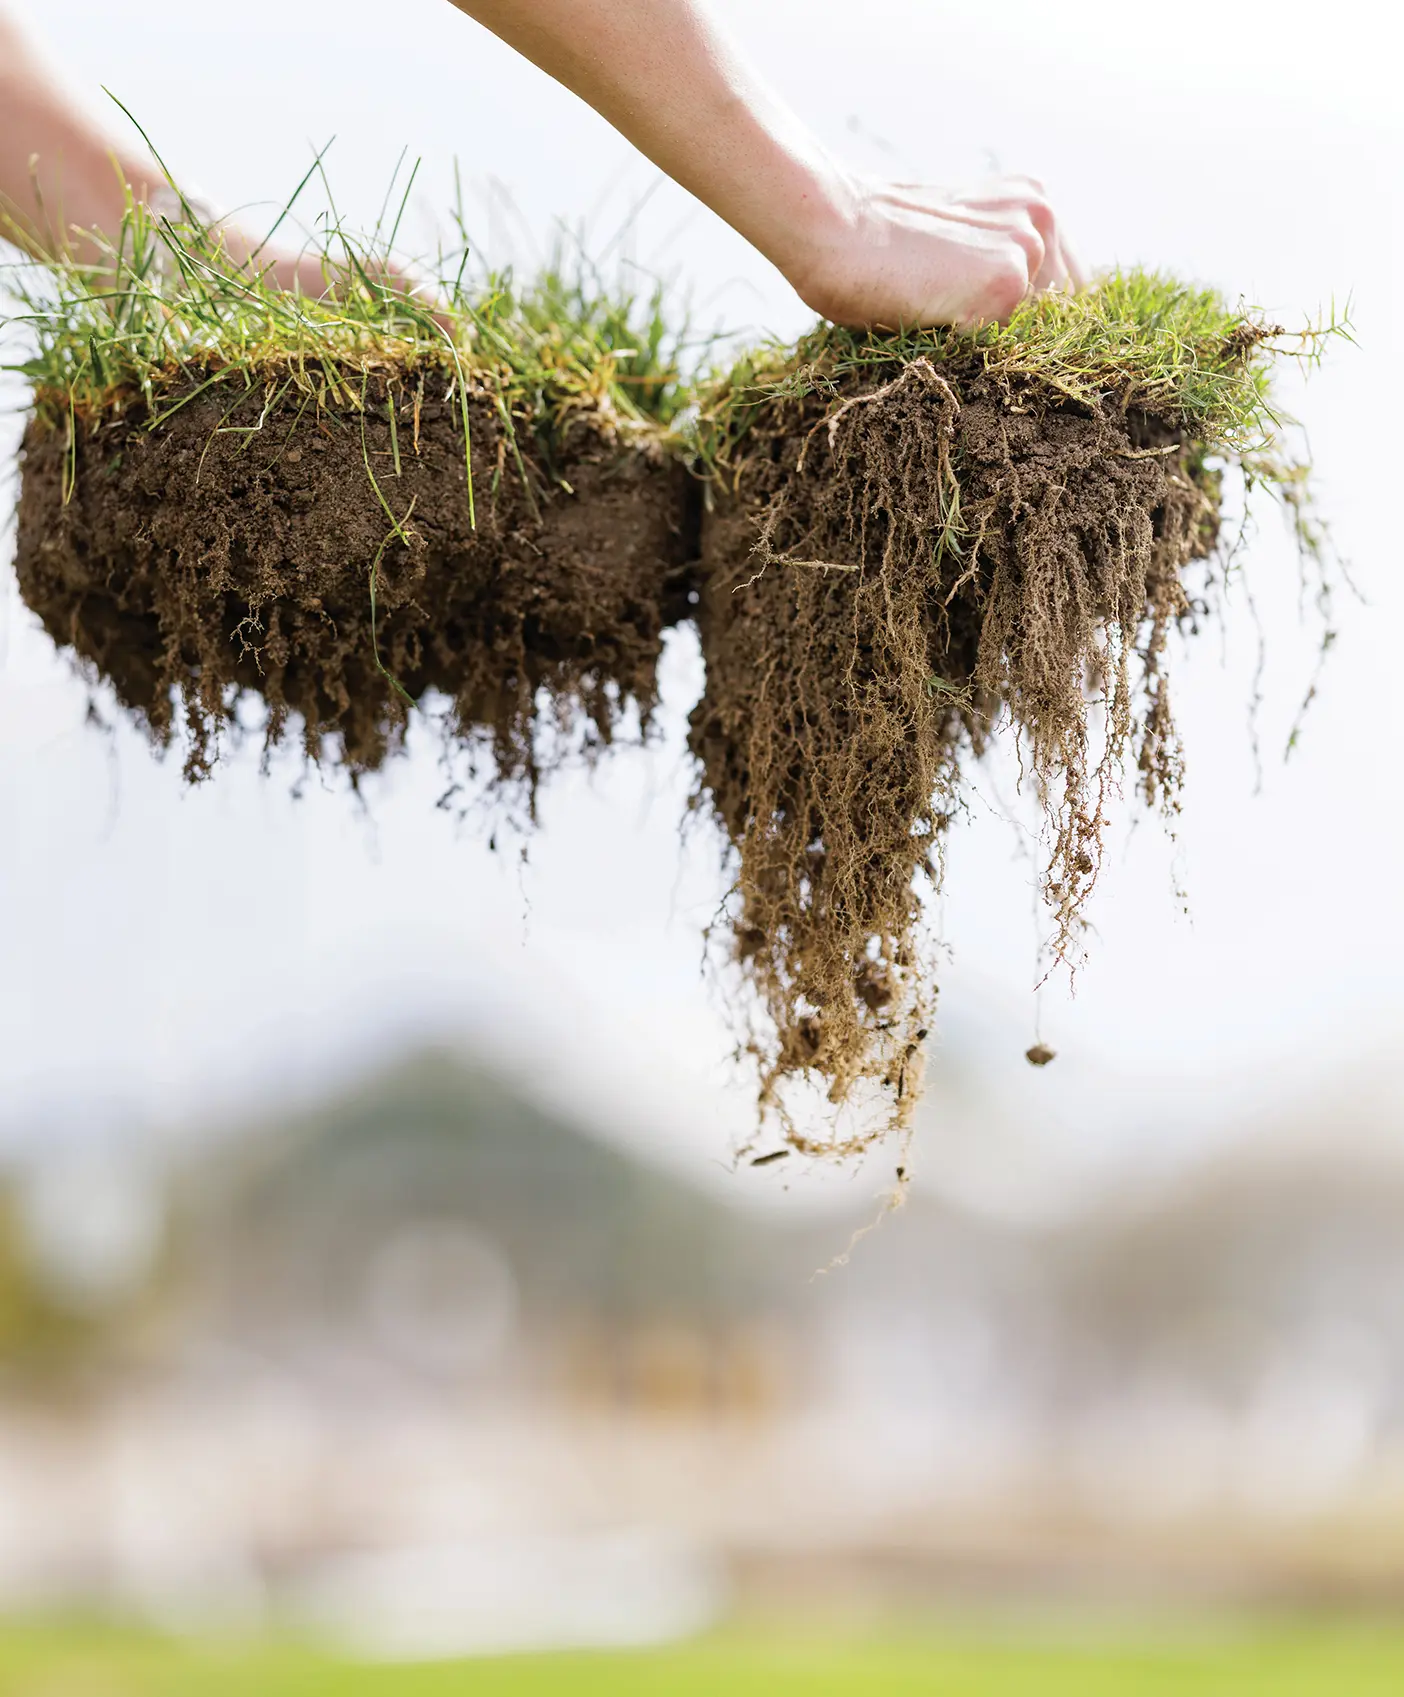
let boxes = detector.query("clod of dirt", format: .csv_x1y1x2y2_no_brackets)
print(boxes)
16,361,693,796
689,353,1219,1153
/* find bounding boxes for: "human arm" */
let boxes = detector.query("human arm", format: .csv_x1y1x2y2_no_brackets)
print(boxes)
0,12,147,264
0,10,328,291
448,0,1085,328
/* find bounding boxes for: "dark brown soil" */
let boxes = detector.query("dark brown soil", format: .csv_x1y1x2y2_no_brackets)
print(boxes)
688,356,1219,1152
16,364,695,792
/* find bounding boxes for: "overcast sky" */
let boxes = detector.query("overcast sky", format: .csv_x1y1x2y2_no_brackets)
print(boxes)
0,0,1399,1212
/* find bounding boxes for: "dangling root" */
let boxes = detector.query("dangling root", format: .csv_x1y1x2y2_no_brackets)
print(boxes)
690,351,1220,1151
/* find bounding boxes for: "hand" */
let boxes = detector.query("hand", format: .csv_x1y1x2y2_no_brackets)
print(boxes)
214,219,425,309
447,3,1084,336
787,172,1088,331
214,225,331,299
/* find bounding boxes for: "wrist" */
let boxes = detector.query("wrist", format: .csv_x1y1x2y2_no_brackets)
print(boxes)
766,163,870,320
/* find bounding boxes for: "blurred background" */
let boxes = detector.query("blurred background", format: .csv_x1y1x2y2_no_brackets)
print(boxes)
0,0,1401,1680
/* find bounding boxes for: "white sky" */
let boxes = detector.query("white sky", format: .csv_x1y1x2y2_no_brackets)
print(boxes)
0,0,1400,1210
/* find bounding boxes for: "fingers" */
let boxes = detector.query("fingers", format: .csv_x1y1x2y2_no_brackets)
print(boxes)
793,172,1088,331
1030,231,1070,295
945,174,1086,299
266,251,330,299
1059,230,1091,293
906,194,1047,291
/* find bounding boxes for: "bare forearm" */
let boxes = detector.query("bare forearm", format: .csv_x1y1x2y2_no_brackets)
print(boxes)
447,0,1080,327
0,15,154,260
0,0,1078,331
449,0,850,284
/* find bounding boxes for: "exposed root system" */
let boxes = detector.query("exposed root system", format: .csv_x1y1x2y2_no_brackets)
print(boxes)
688,354,1221,1151
16,364,691,794
11,269,1333,1156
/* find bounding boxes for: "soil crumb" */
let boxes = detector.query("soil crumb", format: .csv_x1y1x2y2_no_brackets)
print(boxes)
16,362,692,797
688,353,1220,1153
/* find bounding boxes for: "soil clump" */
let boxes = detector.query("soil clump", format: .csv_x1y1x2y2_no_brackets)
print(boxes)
16,364,693,792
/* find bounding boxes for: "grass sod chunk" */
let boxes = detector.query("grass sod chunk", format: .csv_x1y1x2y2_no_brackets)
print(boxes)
17,365,690,790
6,190,696,797
4,193,1342,1154
687,274,1341,1154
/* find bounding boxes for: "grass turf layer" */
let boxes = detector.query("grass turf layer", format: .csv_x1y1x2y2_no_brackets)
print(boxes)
3,195,1342,1151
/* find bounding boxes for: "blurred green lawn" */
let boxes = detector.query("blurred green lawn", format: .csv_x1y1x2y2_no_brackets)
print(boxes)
6,1623,1404,1697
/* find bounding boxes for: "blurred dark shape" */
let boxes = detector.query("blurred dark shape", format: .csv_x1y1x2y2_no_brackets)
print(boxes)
1,1045,1403,1640
169,1049,811,1421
